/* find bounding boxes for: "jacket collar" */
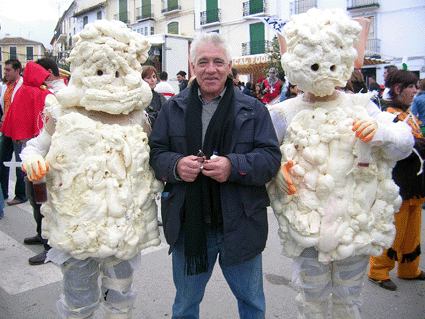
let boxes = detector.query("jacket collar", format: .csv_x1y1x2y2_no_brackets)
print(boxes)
172,86,254,114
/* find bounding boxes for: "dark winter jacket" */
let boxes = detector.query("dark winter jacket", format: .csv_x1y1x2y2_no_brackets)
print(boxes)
383,100,425,200
145,90,166,127
149,86,281,266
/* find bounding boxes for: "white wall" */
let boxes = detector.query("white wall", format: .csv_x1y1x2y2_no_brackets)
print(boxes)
164,36,190,93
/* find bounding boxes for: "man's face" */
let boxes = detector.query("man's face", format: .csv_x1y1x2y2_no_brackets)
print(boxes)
177,74,183,83
4,64,20,82
269,72,275,78
192,42,231,100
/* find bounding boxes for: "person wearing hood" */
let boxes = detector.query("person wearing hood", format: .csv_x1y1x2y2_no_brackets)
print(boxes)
0,59,26,206
1,61,53,265
261,67,281,104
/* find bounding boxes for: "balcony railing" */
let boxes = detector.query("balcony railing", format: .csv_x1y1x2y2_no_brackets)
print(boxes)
291,0,316,15
242,40,271,56
114,12,130,24
347,0,380,10
57,33,67,44
162,4,181,14
200,9,221,25
365,38,381,56
243,0,266,16
136,5,153,20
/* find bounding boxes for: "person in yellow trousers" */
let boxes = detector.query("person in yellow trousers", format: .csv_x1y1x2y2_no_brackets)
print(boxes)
369,69,425,291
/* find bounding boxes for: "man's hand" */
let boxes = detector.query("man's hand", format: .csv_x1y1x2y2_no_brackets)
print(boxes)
22,154,49,182
352,119,378,142
275,160,296,195
202,156,231,183
177,155,204,182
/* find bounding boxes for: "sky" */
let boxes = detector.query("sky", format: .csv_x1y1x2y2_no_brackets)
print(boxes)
0,0,73,49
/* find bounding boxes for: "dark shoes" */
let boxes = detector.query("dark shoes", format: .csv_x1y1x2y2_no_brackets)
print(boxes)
7,199,27,206
29,250,49,265
24,235,44,245
399,271,425,281
368,277,397,291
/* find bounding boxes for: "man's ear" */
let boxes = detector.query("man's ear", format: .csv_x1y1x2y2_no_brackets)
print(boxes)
277,33,287,56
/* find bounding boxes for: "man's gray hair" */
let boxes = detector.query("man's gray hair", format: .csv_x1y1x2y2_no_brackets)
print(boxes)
190,32,232,64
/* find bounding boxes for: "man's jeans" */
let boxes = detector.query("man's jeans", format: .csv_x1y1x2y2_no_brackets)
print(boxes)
172,227,266,319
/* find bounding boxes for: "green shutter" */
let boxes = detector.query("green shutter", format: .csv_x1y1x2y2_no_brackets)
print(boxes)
119,0,128,22
168,22,178,35
168,0,178,10
206,0,218,23
10,47,17,60
142,0,151,18
250,0,263,14
250,23,265,55
26,47,33,61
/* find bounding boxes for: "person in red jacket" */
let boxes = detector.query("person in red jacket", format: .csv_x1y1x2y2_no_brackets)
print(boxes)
1,61,52,141
1,61,53,266
261,67,281,104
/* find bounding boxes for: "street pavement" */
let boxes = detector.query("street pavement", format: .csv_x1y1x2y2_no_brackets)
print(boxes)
1,169,424,318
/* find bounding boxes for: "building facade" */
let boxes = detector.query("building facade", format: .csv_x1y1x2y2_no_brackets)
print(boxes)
0,37,46,78
50,0,195,91
51,0,424,87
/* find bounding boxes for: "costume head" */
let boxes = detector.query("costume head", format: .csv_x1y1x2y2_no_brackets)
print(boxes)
281,8,362,97
56,20,152,114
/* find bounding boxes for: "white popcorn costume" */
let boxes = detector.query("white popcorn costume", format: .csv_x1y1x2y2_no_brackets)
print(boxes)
21,20,161,319
267,9,414,318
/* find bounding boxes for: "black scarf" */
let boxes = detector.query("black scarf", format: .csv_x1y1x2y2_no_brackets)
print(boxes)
184,77,235,275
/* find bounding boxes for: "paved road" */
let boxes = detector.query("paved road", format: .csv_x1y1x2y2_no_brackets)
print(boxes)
0,170,424,318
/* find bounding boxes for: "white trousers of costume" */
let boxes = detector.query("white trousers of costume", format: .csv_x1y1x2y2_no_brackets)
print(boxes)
57,256,137,319
293,255,369,319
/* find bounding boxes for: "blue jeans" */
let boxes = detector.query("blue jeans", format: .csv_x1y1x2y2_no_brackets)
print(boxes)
0,134,27,202
0,185,4,218
172,227,266,319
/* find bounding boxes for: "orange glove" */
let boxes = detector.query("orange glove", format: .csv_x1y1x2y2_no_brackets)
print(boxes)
352,119,378,142
275,160,296,195
22,154,49,182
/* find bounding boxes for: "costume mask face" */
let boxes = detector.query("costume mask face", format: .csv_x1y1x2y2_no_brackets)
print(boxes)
281,8,362,97
56,20,152,114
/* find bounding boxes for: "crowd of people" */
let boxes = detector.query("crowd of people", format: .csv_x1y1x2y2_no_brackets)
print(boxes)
0,8,424,319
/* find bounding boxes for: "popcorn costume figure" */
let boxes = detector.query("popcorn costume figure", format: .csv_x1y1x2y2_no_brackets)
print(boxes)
20,20,162,319
267,9,414,318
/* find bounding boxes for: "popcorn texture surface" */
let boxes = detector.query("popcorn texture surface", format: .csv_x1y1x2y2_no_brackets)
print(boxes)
268,93,400,263
282,8,362,97
56,20,152,115
268,8,401,263
41,20,161,260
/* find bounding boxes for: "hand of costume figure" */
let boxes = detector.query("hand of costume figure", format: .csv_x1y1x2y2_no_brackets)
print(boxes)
202,156,231,183
22,154,49,182
275,160,296,195
177,155,205,182
352,119,378,142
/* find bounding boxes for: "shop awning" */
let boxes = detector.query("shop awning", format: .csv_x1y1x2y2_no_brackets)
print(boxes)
363,57,390,66
232,54,270,75
232,54,390,74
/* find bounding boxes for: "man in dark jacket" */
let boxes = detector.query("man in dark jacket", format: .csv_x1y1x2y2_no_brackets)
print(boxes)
176,70,189,92
149,32,281,318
